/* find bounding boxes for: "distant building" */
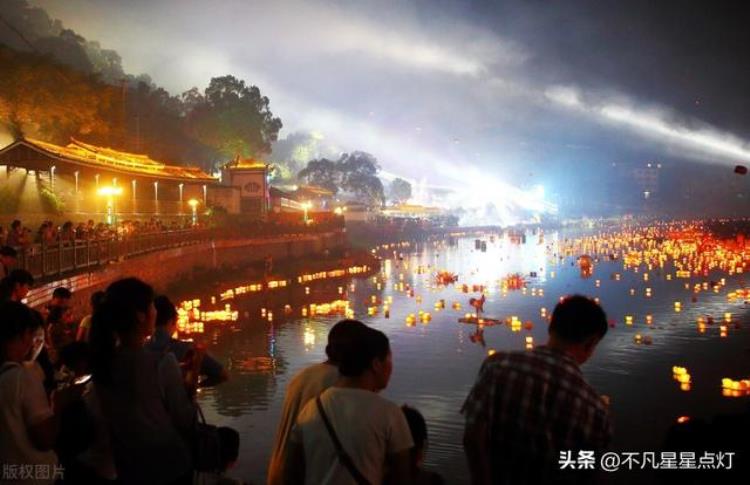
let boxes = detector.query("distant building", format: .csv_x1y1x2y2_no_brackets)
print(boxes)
269,186,303,213
381,203,443,219
292,185,335,211
632,163,660,197
220,156,270,219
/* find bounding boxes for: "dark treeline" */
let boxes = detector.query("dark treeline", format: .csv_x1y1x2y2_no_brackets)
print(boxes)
0,0,281,172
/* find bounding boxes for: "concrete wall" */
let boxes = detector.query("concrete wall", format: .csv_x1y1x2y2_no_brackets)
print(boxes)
26,231,346,319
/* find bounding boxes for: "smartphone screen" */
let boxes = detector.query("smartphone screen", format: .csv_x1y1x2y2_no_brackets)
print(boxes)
74,374,92,385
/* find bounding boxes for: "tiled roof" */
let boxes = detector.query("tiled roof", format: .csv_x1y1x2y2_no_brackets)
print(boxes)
1,138,217,182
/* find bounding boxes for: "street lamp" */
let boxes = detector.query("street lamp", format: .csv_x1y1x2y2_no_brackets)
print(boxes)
188,198,199,226
97,186,123,225
302,201,312,223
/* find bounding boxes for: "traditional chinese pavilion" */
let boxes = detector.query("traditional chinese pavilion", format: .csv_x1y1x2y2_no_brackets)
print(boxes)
0,138,234,221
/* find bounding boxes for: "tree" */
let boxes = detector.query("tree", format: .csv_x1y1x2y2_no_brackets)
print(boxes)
298,158,341,194
297,151,385,207
389,178,412,204
0,46,119,142
185,75,282,160
338,152,384,206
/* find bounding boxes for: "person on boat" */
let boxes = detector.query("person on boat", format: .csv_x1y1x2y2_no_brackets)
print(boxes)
469,294,486,316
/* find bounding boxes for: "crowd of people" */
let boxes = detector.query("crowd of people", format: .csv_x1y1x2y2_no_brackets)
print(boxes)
2,261,623,485
0,216,344,255
0,218,198,249
1,273,237,485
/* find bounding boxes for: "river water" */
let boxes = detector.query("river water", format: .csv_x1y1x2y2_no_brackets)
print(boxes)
175,231,750,484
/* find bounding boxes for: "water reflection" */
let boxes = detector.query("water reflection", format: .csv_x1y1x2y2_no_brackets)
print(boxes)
170,231,749,484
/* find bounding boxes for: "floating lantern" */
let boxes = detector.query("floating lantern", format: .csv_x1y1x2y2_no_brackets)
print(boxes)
625,315,634,325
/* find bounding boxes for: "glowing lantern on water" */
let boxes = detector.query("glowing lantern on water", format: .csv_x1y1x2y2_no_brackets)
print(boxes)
525,336,534,349
677,416,691,424
625,315,634,325
305,287,310,295
674,301,682,312
646,314,653,325
488,349,496,356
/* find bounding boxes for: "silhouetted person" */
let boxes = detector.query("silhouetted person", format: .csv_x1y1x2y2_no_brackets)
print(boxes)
0,246,18,278
0,269,34,303
146,295,229,388
283,324,413,485
76,291,105,342
400,405,445,485
267,319,366,485
1,302,83,484
90,278,195,484
463,295,612,485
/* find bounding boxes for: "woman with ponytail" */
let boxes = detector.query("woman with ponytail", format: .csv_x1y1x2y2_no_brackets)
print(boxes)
88,278,195,484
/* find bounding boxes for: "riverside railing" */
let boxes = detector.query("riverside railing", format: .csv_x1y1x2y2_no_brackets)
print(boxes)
15,229,212,280
12,223,346,281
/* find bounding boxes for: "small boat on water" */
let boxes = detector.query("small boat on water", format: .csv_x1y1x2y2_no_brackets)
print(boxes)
458,316,504,326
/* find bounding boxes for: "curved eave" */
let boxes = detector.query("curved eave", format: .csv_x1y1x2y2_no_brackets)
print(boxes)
0,140,218,185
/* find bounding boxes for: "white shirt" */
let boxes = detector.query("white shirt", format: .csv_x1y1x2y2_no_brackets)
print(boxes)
0,362,57,485
290,387,414,485
267,362,339,485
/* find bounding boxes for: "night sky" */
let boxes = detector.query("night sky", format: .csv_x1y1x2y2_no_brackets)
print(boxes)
23,0,750,216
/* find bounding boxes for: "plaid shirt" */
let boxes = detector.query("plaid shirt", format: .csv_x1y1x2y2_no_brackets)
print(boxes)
462,346,612,484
